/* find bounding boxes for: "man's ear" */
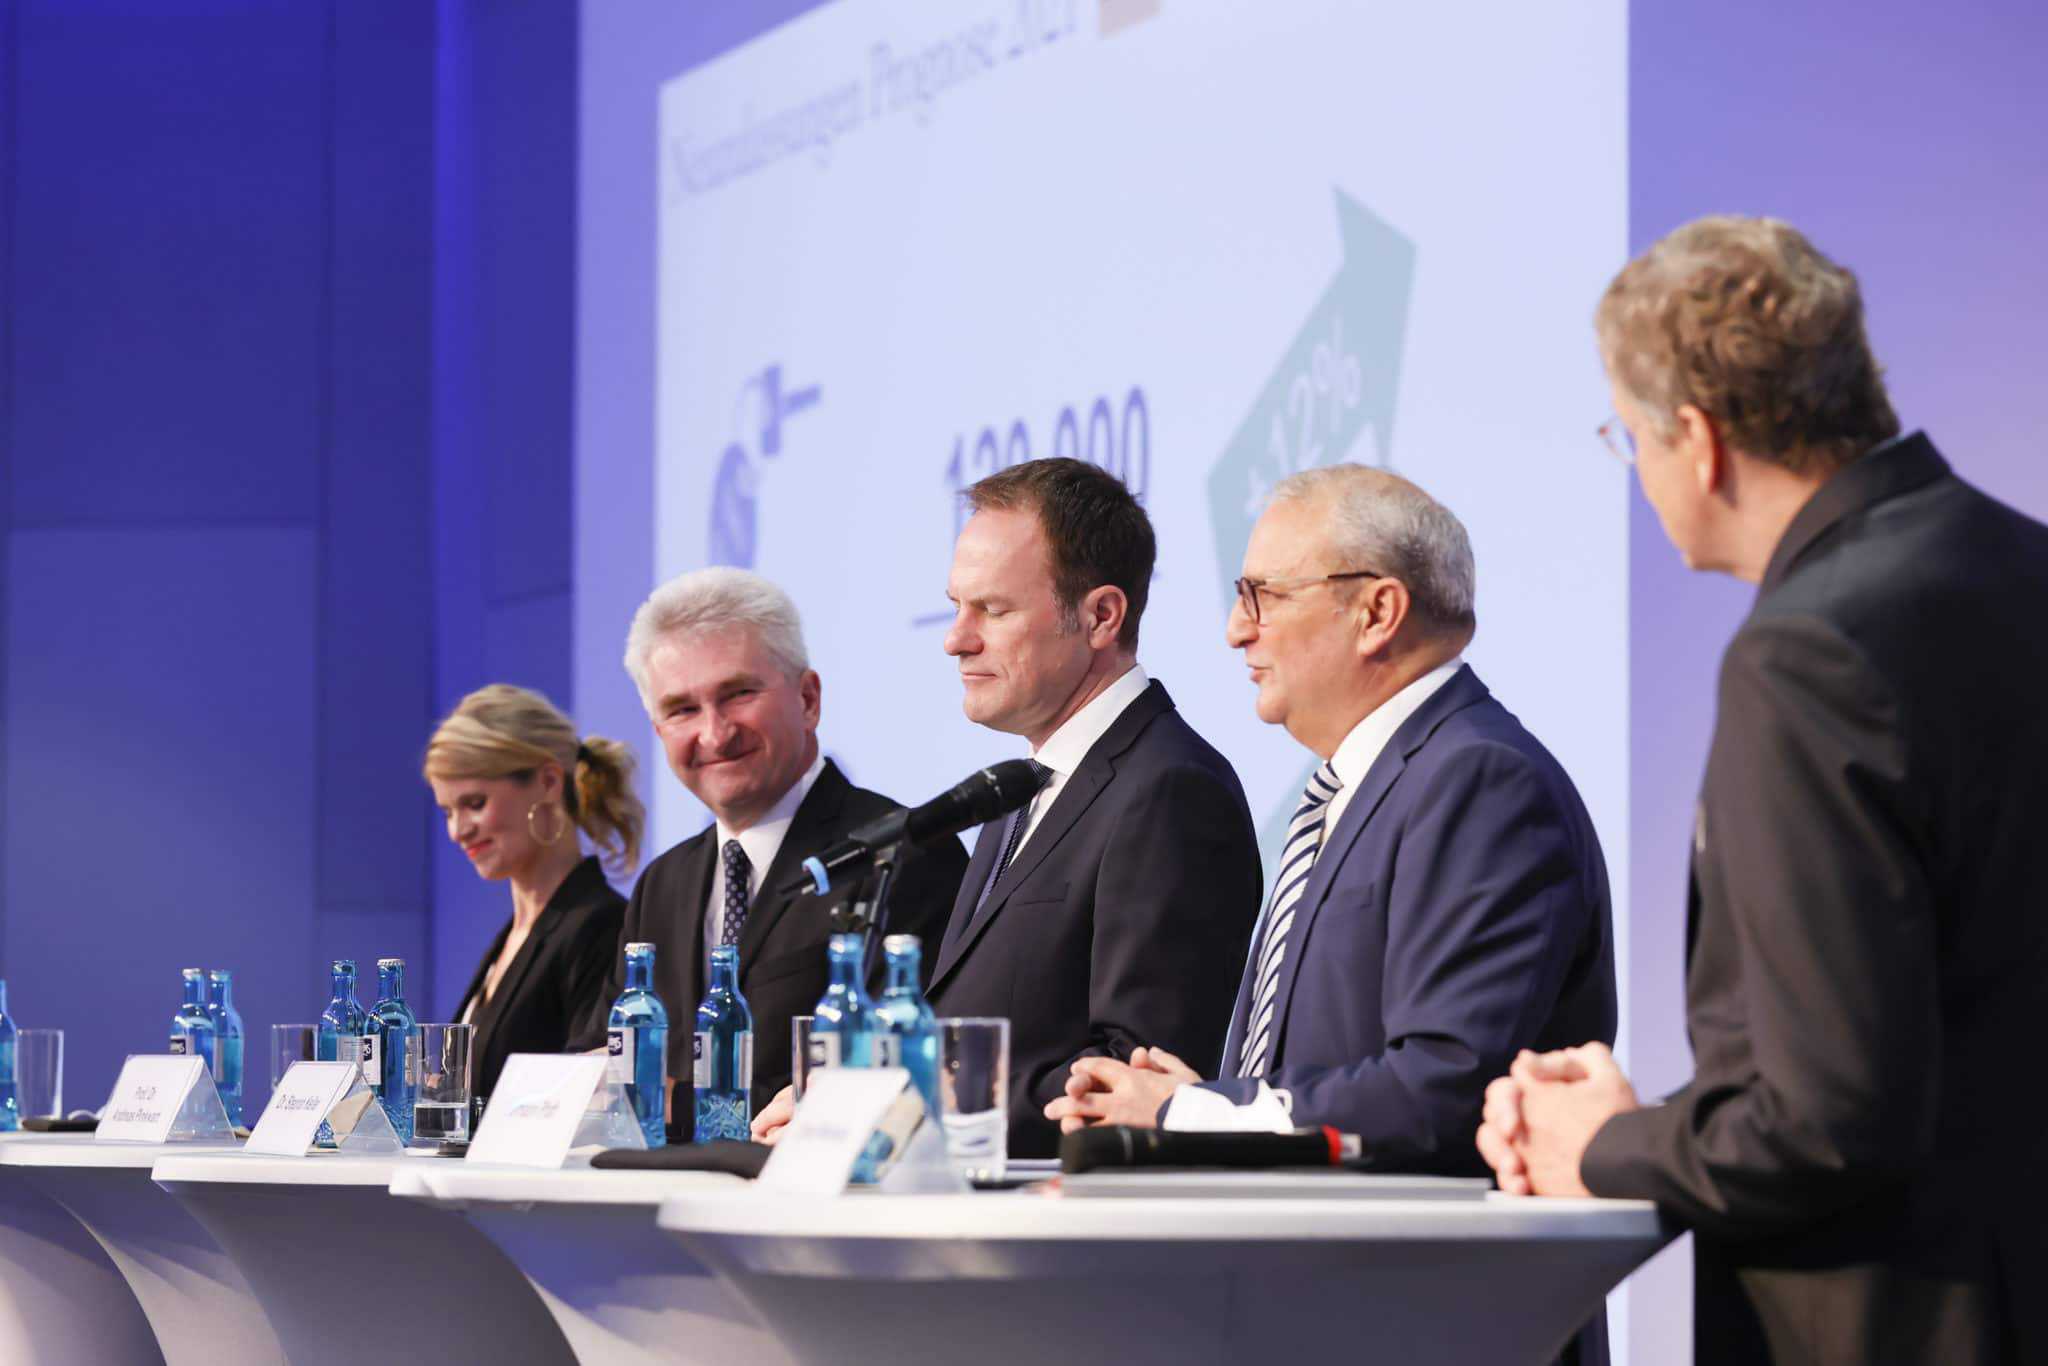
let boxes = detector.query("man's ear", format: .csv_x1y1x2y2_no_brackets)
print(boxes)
1674,403,1726,496
1080,585,1128,650
1353,577,1411,660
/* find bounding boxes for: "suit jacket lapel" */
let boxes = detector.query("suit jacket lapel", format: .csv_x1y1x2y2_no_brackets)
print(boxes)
737,761,851,990
928,816,1006,990
472,902,565,1049
670,833,719,1017
928,683,1172,993
1265,666,1489,1067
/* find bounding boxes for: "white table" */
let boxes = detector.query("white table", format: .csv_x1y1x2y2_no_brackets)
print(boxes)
152,1150,577,1366
0,1135,283,1366
0,1135,163,1365
657,1183,1670,1365
391,1163,790,1365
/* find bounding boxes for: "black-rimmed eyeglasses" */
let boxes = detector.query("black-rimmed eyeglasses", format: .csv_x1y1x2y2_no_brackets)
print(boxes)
1233,571,1385,624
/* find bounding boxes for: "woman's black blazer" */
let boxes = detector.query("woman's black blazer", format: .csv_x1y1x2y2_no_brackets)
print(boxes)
454,856,625,1104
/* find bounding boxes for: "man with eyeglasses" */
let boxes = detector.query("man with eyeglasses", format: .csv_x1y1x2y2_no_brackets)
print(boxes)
1049,465,1617,1200
1480,216,2048,1363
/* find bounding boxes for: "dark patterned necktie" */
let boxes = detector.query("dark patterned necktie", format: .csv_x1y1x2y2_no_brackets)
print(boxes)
719,839,752,945
974,758,1050,914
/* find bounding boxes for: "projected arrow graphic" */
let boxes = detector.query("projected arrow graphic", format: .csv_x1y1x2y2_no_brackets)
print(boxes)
1206,190,1416,887
1207,189,1416,613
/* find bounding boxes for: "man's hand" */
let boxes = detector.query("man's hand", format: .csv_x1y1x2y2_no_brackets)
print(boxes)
1476,1067,1531,1195
1043,1054,1188,1133
750,1084,796,1145
1478,1042,1638,1197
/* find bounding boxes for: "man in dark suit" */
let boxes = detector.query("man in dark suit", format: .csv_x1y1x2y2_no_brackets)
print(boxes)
574,567,967,1121
929,458,1263,1158
1047,467,1616,1183
755,459,1263,1157
1479,217,2048,1363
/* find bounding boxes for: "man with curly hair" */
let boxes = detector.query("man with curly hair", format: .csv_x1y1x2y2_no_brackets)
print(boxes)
1478,217,2048,1363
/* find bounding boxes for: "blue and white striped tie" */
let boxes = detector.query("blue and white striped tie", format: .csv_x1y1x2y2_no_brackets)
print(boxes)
1236,760,1342,1078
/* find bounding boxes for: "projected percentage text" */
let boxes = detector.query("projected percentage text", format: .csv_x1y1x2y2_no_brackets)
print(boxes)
1260,317,1364,499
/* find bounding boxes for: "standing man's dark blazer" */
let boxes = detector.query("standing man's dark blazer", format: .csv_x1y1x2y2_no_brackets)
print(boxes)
574,759,968,1118
1581,434,2048,1363
1202,665,1616,1176
926,679,1263,1158
455,855,625,1106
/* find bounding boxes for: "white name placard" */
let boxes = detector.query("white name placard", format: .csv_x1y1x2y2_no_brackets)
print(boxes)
757,1066,918,1195
245,1061,362,1156
467,1053,609,1168
96,1056,213,1144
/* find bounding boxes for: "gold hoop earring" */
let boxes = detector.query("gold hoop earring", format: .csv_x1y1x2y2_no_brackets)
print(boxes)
527,802,566,846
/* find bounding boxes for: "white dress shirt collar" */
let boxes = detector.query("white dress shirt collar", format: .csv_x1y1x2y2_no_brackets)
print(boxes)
714,749,827,897
1010,664,1150,855
1031,664,1151,775
1322,658,1463,834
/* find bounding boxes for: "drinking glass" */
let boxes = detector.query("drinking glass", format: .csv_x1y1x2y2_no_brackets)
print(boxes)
938,1017,1009,1182
16,1029,63,1119
790,1015,818,1104
413,1023,474,1147
269,1024,320,1090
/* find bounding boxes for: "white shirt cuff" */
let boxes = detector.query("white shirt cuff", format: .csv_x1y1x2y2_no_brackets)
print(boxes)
1160,1081,1295,1133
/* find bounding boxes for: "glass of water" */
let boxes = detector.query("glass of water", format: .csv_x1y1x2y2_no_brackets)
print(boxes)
790,1015,818,1105
16,1029,63,1119
939,1017,1009,1182
413,1023,474,1147
269,1024,320,1090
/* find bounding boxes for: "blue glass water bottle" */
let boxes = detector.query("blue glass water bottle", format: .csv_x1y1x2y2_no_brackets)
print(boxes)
169,967,218,1070
314,959,367,1146
317,958,368,1058
693,944,753,1143
810,933,878,1069
365,958,418,1144
608,941,669,1147
0,979,18,1132
205,968,245,1127
875,935,940,1119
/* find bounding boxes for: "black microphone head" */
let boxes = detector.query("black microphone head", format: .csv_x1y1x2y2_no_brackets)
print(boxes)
980,758,1051,808
903,758,1050,844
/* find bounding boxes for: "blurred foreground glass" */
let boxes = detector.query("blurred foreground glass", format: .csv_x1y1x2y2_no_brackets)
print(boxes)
269,1024,320,1091
939,1017,1009,1183
16,1029,63,1119
413,1023,474,1147
789,1016,818,1104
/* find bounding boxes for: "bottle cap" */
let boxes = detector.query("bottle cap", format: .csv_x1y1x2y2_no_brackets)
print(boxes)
332,958,356,973
882,934,921,955
377,957,405,969
625,942,656,954
207,968,232,980
182,967,206,980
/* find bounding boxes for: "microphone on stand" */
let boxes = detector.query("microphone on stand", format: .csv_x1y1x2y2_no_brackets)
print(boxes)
781,758,1049,896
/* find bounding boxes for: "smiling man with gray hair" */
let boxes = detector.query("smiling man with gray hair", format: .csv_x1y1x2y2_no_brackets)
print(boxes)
574,566,968,1124
1050,463,1616,1180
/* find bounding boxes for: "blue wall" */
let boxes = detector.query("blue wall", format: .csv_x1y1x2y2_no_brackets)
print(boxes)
0,0,576,1116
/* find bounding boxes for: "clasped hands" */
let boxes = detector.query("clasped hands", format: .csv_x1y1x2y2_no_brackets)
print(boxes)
1042,1045,1199,1132
746,1043,1200,1146
1476,1041,1639,1197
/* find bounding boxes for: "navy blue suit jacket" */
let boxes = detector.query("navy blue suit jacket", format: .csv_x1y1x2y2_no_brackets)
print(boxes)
1205,665,1616,1176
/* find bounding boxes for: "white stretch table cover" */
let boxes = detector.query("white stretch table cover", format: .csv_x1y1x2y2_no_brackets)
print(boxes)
0,1136,283,1366
152,1151,577,1366
0,1136,163,1366
658,1184,1670,1366
392,1163,790,1365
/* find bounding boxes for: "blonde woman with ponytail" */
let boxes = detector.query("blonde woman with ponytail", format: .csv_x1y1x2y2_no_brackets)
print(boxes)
424,684,646,1106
